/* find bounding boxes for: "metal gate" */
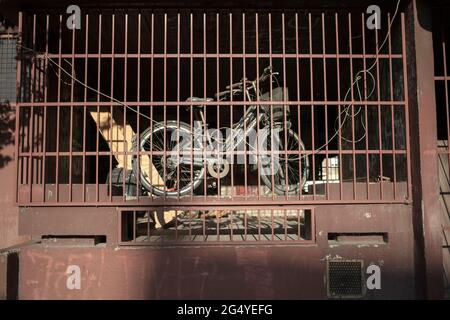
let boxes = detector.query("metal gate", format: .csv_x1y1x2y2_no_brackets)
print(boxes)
15,8,412,207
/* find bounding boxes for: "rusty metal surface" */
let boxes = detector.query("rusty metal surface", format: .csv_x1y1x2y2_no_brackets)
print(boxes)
404,0,443,299
17,204,415,299
19,206,118,245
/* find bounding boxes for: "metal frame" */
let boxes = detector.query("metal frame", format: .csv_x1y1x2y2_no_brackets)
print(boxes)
118,206,316,246
15,8,412,207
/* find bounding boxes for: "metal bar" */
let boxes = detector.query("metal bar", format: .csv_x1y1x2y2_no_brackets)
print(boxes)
401,12,412,202
388,13,397,200
269,13,275,225
322,13,329,200
336,13,343,201
216,12,221,201
136,12,141,202
123,13,128,203
55,14,62,203
17,100,407,107
375,25,384,200
95,14,102,203
163,13,167,202
19,149,408,158
229,12,234,200
18,198,411,207
348,13,357,200
150,12,154,203
204,12,208,200
41,14,49,203
27,14,36,203
309,13,316,199
296,13,303,200
82,14,89,203
256,12,261,200
109,13,115,203
362,13,370,200
69,15,75,202
282,13,289,199
243,12,247,199
177,12,181,202
44,53,403,59
14,11,23,204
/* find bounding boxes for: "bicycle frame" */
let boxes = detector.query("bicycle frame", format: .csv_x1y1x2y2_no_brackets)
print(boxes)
170,83,274,169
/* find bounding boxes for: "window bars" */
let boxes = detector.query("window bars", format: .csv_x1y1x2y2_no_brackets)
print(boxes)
15,8,411,206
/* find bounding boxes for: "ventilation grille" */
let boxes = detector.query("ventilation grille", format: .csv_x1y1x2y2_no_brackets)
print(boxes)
327,260,364,298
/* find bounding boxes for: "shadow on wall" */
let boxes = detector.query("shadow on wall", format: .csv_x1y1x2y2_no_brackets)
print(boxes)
0,102,14,168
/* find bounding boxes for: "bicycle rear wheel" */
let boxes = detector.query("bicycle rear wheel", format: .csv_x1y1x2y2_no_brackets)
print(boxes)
132,121,205,197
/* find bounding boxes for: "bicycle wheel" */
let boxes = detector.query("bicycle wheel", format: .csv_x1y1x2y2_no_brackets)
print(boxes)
132,121,205,197
259,127,309,195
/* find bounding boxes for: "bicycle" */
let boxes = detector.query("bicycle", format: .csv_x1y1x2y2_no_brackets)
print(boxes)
132,66,309,197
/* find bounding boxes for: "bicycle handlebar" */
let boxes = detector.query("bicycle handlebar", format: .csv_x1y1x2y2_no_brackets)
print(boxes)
215,66,277,99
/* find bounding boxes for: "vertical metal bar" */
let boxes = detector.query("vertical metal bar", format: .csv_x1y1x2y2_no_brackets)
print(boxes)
269,13,275,200
322,13,329,200
296,13,303,200
136,12,141,202
147,210,150,241
401,13,411,202
41,14,49,203
282,13,289,199
28,14,36,203
177,13,181,202
109,13,115,203
55,14,62,203
244,210,247,241
133,210,136,242
15,11,23,204
257,209,261,241
150,13,154,203
256,13,261,199
69,16,75,202
388,14,397,199
230,209,233,241
243,12,248,199
163,13,167,201
309,13,316,199
348,13,357,200
123,13,128,203
175,210,178,241
375,26,384,199
335,13,343,201
217,12,221,201
190,12,194,200
265,12,275,241
229,12,234,200
95,14,102,203
362,13,370,200
82,14,89,203
204,13,208,200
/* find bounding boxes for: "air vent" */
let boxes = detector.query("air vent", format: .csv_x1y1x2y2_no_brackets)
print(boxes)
327,260,364,299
